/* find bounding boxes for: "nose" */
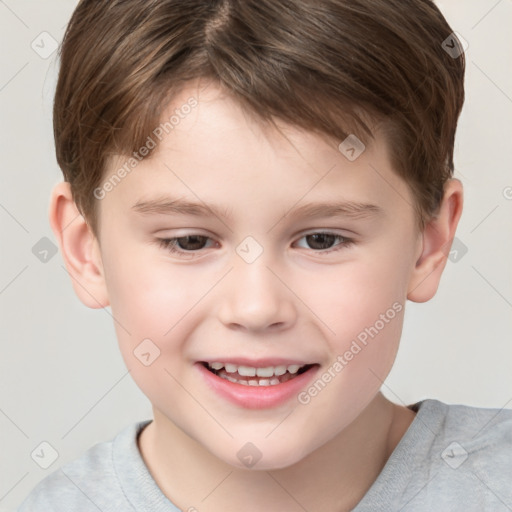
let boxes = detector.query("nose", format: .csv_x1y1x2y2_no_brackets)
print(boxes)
217,255,297,333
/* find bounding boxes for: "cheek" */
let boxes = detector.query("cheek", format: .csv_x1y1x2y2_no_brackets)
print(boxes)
102,248,227,391
103,244,207,335
305,251,408,342
102,255,202,407
297,243,410,402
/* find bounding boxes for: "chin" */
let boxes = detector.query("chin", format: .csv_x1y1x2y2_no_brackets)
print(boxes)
215,441,311,472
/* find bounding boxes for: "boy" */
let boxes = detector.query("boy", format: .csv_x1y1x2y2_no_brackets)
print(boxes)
19,0,511,510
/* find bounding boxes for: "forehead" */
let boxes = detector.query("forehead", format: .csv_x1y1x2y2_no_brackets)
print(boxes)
101,81,416,228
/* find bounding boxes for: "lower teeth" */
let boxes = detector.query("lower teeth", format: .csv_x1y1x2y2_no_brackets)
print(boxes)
223,375,281,386
215,369,299,386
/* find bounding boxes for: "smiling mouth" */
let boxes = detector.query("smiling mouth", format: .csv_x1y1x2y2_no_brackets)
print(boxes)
201,361,316,386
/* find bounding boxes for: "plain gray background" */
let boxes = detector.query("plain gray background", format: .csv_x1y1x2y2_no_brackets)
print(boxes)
1,1,511,510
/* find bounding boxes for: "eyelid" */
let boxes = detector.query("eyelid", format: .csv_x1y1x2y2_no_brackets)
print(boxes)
296,227,354,238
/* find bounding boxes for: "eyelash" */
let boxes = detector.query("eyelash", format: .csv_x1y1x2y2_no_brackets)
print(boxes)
158,232,354,258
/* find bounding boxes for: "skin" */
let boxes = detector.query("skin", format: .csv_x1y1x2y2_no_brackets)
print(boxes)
50,79,463,511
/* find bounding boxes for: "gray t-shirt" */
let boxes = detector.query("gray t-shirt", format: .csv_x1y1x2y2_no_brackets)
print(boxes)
18,399,512,511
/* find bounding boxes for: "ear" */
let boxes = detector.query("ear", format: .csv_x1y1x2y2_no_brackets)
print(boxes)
49,182,109,308
407,178,463,303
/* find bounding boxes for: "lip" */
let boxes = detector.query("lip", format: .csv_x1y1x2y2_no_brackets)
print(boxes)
196,361,320,409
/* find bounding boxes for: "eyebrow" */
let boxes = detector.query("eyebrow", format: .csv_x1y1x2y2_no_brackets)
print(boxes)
131,196,383,221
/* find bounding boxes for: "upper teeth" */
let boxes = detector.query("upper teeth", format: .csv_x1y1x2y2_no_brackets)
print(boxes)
208,362,305,377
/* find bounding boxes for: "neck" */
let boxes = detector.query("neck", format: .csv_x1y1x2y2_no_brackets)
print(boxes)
138,392,415,512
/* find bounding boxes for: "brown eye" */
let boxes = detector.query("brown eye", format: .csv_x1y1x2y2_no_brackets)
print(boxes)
174,235,209,251
305,233,337,250
294,232,354,254
158,235,215,258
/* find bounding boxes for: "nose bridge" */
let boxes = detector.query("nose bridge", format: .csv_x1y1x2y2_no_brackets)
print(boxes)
217,240,296,331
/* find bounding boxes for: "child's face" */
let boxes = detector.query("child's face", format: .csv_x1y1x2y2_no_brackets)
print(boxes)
95,80,423,469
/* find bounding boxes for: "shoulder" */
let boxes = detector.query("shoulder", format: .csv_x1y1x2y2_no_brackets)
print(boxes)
422,399,512,467
409,400,512,510
17,421,149,512
436,400,512,478
355,399,512,512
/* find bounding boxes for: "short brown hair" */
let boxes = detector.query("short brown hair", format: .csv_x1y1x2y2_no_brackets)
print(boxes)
54,0,465,235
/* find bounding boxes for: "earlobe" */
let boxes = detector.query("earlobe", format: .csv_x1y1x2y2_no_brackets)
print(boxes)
407,178,464,303
49,182,110,309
